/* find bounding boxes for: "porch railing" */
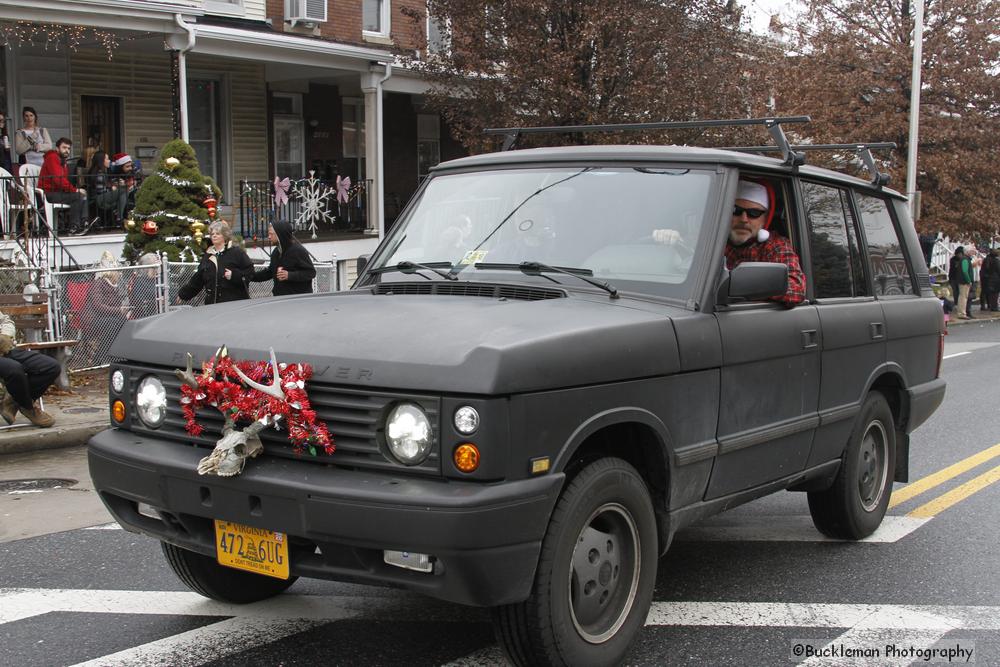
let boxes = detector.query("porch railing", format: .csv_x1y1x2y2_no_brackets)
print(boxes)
1,175,83,271
238,176,372,241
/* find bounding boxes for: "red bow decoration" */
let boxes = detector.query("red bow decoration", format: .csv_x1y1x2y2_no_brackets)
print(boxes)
178,350,334,457
274,176,291,208
335,175,351,204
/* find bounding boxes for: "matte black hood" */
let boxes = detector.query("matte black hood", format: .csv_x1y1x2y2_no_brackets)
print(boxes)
111,291,682,394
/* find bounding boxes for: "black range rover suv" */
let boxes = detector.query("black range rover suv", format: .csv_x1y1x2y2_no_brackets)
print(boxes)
89,118,946,666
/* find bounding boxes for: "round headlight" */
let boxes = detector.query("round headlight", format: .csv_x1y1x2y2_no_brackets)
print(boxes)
454,406,480,435
136,375,167,428
385,403,432,465
111,370,125,394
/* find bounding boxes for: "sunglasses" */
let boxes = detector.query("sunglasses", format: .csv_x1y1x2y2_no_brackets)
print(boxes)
733,205,766,219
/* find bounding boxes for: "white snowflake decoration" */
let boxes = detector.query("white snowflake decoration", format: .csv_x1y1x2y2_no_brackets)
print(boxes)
292,171,336,239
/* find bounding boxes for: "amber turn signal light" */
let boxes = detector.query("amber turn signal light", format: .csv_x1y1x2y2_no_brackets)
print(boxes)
112,400,126,423
453,443,480,473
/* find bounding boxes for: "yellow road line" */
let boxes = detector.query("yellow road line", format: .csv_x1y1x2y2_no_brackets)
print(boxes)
907,464,1000,519
889,442,1000,509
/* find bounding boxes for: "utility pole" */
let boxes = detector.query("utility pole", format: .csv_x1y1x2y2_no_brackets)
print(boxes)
906,0,925,222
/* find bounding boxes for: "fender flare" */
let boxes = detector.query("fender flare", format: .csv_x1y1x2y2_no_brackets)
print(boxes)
552,407,673,474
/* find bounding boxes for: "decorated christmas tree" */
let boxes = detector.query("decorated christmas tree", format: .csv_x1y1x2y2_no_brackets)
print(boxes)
122,139,223,263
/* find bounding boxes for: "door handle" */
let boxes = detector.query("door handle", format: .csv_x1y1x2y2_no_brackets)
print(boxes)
870,322,885,340
801,329,818,349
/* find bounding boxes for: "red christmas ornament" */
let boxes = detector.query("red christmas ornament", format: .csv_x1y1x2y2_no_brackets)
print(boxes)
141,220,159,236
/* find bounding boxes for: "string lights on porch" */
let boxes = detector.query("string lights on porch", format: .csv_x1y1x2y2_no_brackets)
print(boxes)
0,21,120,59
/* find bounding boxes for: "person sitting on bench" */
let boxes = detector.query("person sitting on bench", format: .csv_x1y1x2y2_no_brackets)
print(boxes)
0,309,59,428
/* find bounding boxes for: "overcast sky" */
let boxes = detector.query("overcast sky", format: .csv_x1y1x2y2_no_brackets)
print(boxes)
742,0,802,33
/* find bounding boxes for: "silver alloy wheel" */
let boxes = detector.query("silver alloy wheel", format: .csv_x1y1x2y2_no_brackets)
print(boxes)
568,502,641,644
858,420,889,512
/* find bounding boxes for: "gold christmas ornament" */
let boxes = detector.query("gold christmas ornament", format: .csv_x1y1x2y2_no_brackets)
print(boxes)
190,220,206,235
165,157,181,170
194,231,204,243
125,218,136,229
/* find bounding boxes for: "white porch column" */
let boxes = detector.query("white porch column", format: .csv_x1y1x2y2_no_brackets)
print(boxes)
361,64,392,238
361,74,380,236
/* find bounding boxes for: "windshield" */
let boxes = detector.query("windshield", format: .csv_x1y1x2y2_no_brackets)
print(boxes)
372,166,717,298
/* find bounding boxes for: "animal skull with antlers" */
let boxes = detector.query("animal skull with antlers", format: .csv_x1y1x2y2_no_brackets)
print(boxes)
175,347,334,476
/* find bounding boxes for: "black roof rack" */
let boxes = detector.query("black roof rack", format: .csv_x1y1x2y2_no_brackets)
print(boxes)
724,142,897,186
484,116,811,167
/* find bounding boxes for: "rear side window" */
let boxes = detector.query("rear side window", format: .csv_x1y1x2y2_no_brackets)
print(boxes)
855,194,915,296
801,181,868,298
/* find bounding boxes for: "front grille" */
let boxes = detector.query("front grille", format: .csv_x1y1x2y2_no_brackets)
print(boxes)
375,281,566,301
129,366,442,475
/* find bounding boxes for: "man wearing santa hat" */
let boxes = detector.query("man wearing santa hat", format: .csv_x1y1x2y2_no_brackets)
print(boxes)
654,178,805,307
723,179,805,307
110,152,139,211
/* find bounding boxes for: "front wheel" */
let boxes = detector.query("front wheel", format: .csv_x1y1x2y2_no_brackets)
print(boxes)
808,391,896,539
492,457,658,666
161,542,297,603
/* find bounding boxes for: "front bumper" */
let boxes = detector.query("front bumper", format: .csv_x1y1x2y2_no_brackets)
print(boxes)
88,428,563,606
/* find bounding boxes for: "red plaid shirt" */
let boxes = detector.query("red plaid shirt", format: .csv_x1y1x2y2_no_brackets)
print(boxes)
724,234,806,307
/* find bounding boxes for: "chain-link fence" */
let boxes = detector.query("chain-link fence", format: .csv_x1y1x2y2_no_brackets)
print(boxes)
45,259,342,370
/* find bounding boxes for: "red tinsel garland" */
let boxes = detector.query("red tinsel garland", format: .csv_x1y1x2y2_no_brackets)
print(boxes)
179,354,334,456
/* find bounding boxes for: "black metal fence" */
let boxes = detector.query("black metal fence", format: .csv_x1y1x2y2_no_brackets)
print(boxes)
2,172,139,237
238,176,371,241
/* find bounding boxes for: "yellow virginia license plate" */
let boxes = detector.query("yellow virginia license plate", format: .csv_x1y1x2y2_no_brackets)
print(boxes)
214,519,290,580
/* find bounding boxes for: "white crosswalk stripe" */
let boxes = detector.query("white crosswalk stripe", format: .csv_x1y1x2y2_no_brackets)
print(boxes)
3,588,996,667
674,514,929,542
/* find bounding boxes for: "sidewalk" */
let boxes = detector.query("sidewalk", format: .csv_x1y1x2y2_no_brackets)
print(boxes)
0,370,108,455
947,308,1000,327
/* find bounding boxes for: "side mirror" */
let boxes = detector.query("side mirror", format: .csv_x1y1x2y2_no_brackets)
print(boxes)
716,261,788,305
356,254,370,274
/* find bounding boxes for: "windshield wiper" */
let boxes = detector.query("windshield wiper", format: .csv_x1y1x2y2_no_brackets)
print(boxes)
369,261,457,281
475,261,619,299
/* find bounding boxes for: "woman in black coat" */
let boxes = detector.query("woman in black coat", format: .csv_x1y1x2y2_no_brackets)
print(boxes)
178,221,253,305
250,221,316,296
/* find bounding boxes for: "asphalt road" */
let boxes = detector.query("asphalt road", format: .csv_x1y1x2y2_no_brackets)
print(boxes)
1,321,998,666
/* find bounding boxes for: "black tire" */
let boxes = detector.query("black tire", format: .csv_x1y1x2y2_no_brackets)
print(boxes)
161,541,297,603
808,391,896,539
492,458,658,666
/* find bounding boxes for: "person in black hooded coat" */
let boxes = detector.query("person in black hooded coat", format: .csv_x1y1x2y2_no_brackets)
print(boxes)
250,221,316,296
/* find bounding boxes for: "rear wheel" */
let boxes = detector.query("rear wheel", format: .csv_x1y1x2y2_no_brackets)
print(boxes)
808,391,896,539
161,542,297,603
492,457,658,666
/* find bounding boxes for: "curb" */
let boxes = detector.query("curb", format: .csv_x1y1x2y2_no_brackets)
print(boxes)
947,312,1000,327
0,421,106,456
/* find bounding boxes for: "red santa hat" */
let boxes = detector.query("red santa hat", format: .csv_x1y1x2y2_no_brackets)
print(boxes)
111,153,132,167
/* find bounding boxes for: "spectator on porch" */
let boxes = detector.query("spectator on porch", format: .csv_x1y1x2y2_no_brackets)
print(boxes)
40,137,87,235
88,151,128,226
110,152,140,213
13,106,52,167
